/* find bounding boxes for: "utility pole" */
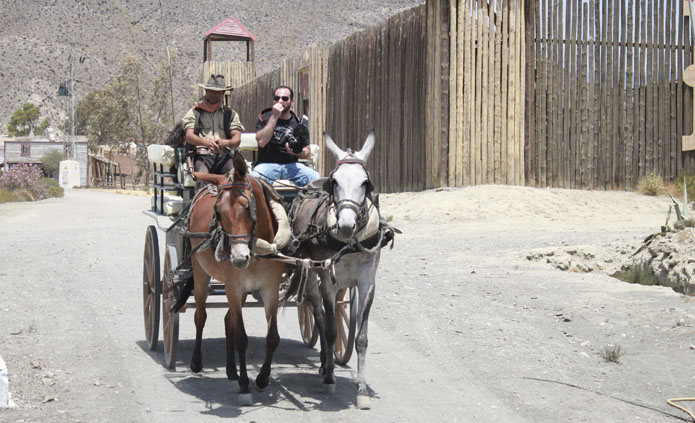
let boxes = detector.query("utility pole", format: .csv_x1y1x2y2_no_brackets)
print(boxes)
69,43,76,159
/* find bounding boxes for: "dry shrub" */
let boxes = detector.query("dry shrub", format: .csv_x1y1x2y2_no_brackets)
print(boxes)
600,344,624,364
0,188,15,203
612,266,660,287
13,190,35,201
636,173,665,196
675,174,695,199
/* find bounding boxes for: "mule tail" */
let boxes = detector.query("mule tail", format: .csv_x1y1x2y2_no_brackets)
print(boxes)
279,268,306,306
172,270,194,313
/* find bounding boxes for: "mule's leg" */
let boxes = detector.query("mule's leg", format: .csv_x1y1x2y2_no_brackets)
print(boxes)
305,272,328,376
225,287,251,404
224,309,238,380
355,280,376,409
190,266,210,373
254,276,281,391
319,269,337,386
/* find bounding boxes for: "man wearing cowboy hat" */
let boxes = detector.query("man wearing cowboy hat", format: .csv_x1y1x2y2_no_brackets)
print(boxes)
182,74,244,177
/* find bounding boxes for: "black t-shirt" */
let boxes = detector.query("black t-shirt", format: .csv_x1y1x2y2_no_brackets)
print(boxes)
255,109,309,164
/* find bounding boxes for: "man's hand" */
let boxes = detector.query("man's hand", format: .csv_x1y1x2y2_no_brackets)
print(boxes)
203,137,220,153
284,142,296,156
271,102,284,119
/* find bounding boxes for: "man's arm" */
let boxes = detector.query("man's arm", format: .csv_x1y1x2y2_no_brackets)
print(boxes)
219,112,243,149
284,142,312,160
222,130,241,149
255,103,284,148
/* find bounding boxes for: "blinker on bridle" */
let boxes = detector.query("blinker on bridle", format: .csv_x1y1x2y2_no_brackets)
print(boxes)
215,178,257,249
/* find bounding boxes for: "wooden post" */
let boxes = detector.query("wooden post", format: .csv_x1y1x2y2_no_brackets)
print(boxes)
682,1,695,151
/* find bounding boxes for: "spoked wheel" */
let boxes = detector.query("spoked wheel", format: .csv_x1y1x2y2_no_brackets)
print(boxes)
142,226,160,351
334,287,357,365
161,246,180,369
297,298,319,347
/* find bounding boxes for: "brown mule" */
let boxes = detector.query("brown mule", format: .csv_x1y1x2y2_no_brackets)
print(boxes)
188,152,285,405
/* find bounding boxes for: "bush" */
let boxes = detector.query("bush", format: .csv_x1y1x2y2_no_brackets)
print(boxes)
40,150,64,178
0,164,47,200
0,188,15,203
675,174,695,200
41,178,64,198
600,344,624,364
636,173,665,196
612,266,660,286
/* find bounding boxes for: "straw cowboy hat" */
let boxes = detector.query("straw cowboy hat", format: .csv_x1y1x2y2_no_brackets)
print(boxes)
198,74,232,91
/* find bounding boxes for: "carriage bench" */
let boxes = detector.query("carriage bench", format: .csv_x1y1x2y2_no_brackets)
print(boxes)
146,134,320,217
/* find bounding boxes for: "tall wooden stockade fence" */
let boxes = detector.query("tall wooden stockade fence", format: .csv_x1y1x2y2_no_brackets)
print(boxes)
527,0,695,189
214,0,695,193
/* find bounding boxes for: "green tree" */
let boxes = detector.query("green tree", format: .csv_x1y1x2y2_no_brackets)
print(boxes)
8,103,41,136
35,118,49,135
75,54,175,183
40,149,64,178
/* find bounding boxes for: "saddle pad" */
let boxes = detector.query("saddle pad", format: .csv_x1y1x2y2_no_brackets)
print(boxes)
250,195,291,256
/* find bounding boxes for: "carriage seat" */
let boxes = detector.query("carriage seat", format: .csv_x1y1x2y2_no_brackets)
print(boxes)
146,144,196,188
147,144,176,168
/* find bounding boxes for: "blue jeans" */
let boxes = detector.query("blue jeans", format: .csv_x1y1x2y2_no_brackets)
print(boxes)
251,162,320,187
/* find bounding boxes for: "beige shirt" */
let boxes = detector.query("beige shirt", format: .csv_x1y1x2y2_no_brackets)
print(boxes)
182,106,244,139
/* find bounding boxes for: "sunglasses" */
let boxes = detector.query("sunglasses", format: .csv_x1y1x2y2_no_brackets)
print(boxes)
273,95,290,102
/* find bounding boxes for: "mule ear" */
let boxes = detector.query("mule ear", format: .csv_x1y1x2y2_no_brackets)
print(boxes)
193,172,226,186
232,150,247,178
355,130,375,162
325,133,347,161
322,177,333,194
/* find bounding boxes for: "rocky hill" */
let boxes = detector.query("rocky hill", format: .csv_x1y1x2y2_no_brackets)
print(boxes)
0,0,423,135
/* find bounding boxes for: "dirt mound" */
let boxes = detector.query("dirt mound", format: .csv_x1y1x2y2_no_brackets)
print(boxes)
527,224,695,295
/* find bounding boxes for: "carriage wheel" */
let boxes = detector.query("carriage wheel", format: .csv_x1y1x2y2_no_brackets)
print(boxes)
142,226,160,351
334,287,357,365
297,300,319,347
161,246,180,369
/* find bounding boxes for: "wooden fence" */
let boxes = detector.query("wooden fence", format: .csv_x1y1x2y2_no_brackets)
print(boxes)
325,8,427,193
442,0,526,187
527,0,695,189
227,47,328,173
211,0,695,193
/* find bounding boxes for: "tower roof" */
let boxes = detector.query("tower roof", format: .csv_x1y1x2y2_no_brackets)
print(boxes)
204,17,256,41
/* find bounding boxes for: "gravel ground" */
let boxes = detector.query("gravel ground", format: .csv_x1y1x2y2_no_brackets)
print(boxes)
0,186,693,422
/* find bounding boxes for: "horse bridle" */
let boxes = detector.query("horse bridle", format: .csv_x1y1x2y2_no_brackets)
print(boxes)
323,154,374,230
215,178,257,250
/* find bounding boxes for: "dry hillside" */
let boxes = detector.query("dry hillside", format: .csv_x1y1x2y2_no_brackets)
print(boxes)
0,0,423,135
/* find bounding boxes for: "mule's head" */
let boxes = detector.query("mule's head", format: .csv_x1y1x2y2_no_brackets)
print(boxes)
324,131,375,239
195,152,254,269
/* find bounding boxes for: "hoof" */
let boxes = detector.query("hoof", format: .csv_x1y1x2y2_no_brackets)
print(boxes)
238,393,253,406
190,361,203,373
227,372,238,381
323,382,336,394
254,379,269,392
356,395,371,410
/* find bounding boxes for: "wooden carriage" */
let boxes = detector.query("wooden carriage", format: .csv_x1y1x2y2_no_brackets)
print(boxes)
140,139,356,369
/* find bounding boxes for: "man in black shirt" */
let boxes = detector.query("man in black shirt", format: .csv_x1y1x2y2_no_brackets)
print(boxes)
252,85,319,186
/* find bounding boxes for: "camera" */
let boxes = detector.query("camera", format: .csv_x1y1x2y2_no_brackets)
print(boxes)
292,115,310,152
273,115,309,154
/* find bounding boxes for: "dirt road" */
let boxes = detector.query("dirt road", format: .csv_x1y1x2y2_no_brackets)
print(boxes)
0,187,692,422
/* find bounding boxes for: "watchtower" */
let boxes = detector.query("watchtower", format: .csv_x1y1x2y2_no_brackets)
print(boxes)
200,17,257,100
